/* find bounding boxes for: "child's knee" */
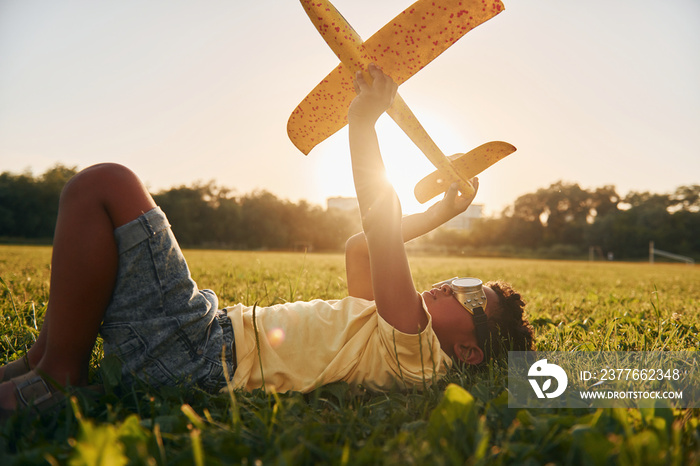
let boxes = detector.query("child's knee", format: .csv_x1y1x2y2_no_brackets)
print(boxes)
64,163,128,190
60,164,155,223
61,164,127,203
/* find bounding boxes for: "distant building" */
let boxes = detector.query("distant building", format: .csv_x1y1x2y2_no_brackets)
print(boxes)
328,197,483,231
444,204,483,231
327,196,359,212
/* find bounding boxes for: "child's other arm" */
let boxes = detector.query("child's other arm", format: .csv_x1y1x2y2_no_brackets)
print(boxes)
345,181,478,301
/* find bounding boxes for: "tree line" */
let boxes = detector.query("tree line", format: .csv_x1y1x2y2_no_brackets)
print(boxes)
424,181,700,260
0,165,359,251
1,164,698,260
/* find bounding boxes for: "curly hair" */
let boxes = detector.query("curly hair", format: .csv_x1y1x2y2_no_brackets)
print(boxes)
482,280,535,361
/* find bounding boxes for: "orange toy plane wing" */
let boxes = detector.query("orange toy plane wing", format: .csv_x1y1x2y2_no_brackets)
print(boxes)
288,0,505,155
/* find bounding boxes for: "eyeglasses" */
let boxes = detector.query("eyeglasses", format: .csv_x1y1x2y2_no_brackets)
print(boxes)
432,277,489,356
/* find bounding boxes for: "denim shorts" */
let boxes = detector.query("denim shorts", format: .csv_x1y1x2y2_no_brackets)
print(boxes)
99,207,235,392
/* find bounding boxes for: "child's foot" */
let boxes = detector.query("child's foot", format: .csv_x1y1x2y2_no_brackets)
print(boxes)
0,371,66,421
0,355,31,382
0,379,18,412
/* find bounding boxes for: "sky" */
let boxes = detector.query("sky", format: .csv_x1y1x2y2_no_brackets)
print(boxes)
1,0,698,216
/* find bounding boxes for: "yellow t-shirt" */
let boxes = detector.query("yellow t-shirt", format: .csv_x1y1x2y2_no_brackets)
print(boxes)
225,296,451,393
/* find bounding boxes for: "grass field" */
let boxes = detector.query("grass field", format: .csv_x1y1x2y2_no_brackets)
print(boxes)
1,245,699,464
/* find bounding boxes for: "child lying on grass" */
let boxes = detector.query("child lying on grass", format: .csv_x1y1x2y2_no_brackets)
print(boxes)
0,64,533,419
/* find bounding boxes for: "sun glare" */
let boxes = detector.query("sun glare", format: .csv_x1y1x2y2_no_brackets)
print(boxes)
311,110,475,215
376,114,469,214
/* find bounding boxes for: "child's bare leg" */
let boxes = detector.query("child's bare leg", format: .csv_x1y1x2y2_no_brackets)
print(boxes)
0,163,156,407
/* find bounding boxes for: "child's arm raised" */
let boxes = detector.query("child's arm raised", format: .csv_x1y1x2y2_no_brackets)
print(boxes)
345,64,424,334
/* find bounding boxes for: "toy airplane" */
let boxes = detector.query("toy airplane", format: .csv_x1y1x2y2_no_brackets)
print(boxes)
287,0,516,201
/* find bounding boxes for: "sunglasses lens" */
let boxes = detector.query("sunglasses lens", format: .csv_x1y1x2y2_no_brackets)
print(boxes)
450,278,483,293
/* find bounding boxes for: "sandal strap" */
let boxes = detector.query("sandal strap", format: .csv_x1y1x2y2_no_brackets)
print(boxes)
12,372,63,411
